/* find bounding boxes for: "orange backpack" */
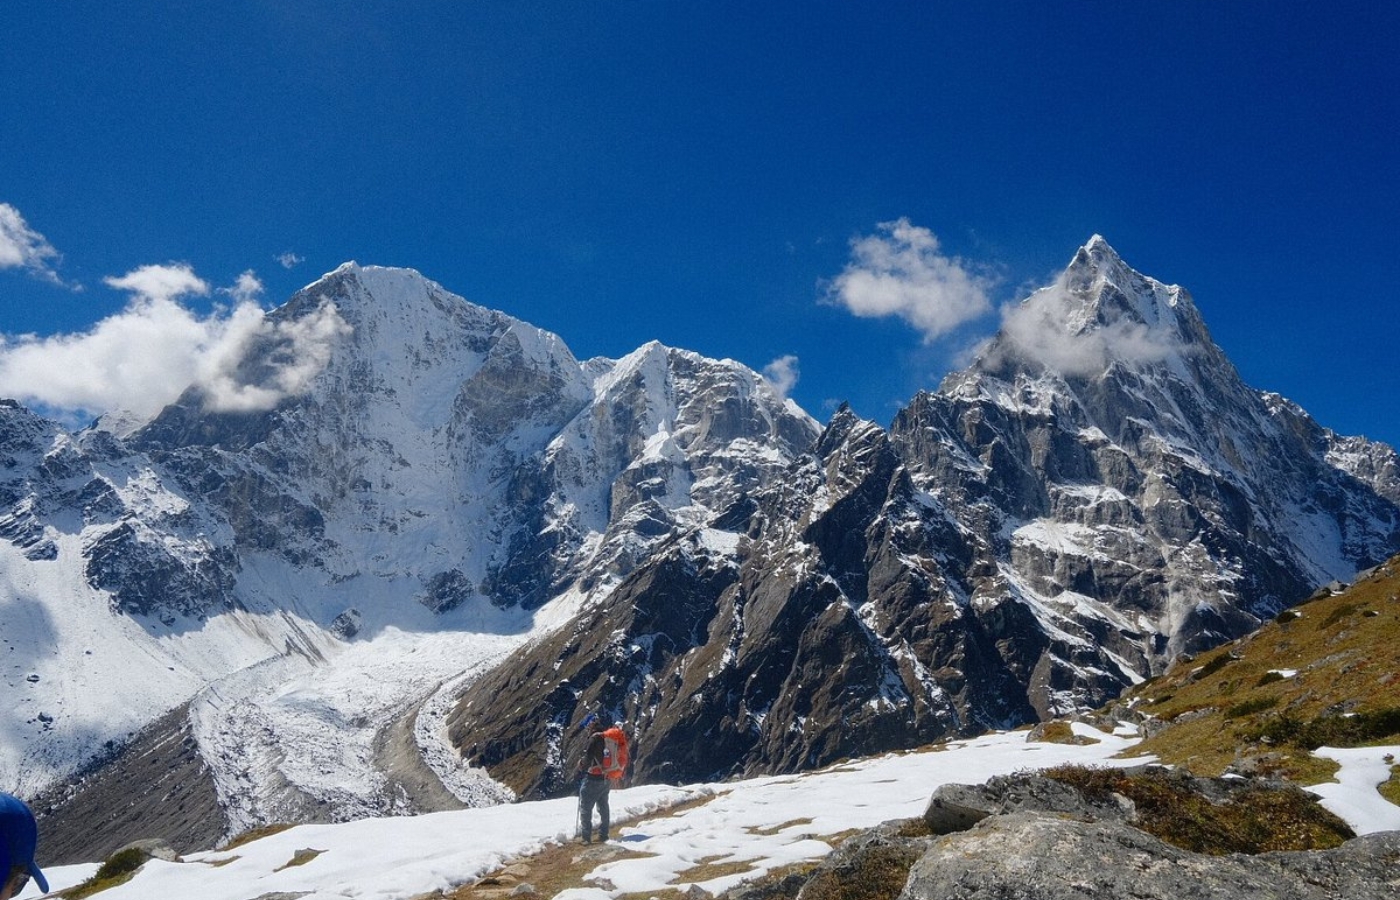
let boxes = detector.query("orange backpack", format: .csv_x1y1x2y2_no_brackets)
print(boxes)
600,726,629,781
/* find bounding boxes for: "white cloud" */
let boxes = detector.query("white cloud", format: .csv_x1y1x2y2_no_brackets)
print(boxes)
195,300,351,413
223,270,265,304
761,355,799,398
0,202,70,287
0,264,350,424
990,276,1181,377
0,296,217,422
103,263,210,304
827,218,993,342
277,251,305,269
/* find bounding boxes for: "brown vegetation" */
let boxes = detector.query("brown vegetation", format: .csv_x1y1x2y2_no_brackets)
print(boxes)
1119,556,1400,781
1041,764,1353,855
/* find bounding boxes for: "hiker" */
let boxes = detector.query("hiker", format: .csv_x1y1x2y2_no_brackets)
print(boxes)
1,792,48,900
577,713,628,844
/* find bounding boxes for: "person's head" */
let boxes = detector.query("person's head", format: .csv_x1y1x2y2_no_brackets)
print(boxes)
0,793,47,900
590,714,606,734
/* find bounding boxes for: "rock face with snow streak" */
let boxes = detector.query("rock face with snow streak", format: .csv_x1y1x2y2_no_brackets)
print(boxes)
447,237,1400,797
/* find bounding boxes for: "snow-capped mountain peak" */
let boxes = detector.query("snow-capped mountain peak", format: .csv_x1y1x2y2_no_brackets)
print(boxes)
442,238,1396,802
2,263,819,819
979,236,1212,383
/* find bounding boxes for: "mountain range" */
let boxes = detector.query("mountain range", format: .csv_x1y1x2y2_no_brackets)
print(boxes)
3,237,1397,859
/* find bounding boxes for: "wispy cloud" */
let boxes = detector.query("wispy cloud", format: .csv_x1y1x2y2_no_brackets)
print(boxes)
223,269,266,304
0,202,74,288
988,273,1181,377
103,262,210,304
276,251,305,269
0,265,349,425
827,219,994,342
762,354,799,398
196,299,350,414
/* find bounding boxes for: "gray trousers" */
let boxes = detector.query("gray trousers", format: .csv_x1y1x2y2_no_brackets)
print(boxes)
579,775,611,841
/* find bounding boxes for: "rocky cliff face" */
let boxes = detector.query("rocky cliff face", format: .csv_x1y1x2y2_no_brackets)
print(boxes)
447,238,1400,797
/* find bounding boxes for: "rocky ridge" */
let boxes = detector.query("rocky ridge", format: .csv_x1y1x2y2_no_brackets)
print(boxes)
447,238,1400,797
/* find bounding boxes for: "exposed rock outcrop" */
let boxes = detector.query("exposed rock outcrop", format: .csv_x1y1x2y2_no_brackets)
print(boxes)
904,813,1399,900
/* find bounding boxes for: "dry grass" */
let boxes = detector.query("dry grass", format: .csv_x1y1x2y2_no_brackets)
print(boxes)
439,797,720,900
1119,558,1400,781
274,847,324,871
796,843,925,900
1034,720,1078,743
673,855,762,884
60,847,147,899
440,837,653,900
748,817,815,836
1041,764,1354,854
1380,762,1400,807
219,821,296,850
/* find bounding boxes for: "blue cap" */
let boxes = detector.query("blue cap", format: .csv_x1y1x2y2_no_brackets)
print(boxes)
0,792,48,894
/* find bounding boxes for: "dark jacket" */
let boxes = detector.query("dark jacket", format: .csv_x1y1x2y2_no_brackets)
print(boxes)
580,731,607,780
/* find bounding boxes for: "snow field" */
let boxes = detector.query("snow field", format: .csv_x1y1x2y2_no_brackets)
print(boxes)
22,729,1400,900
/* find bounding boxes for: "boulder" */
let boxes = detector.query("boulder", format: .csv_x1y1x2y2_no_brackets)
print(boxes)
923,773,1134,835
902,811,1400,900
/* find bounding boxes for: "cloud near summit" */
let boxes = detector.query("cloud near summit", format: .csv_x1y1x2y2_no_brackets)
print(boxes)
827,219,994,342
0,263,349,425
990,273,1185,378
762,354,799,398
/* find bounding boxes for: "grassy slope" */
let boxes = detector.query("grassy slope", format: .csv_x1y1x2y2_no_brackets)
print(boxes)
1114,554,1400,782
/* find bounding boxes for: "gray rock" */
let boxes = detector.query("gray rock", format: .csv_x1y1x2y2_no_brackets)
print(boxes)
922,784,994,834
923,773,1134,835
901,811,1400,900
31,703,226,866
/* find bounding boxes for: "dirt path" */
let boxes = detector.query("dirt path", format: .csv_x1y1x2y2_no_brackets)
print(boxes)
373,693,468,812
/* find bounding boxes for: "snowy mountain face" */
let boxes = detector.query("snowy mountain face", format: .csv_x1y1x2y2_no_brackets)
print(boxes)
446,238,1400,797
5,245,1398,855
2,264,817,844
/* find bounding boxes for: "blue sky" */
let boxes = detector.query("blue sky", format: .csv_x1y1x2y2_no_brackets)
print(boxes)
1,2,1397,446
